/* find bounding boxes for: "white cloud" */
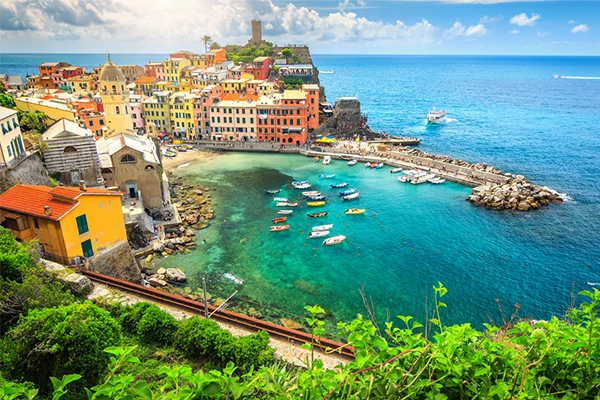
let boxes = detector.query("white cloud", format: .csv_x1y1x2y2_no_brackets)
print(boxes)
536,30,551,37
444,21,465,37
510,29,519,34
444,21,486,38
338,0,367,11
480,15,500,24
571,24,589,34
568,20,577,25
510,13,540,27
466,23,487,36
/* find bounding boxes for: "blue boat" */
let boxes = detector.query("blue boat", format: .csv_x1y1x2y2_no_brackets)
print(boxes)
375,162,384,169
307,195,327,201
339,188,357,196
319,174,336,179
292,180,308,186
330,182,348,188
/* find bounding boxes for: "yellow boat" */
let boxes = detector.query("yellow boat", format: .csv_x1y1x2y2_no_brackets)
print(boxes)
307,201,326,207
345,208,366,215
313,156,319,162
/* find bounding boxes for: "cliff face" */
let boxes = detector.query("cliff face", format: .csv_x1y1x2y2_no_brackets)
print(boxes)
0,152,51,194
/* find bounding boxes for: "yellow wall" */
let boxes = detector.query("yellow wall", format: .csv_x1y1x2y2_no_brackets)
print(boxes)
15,98,77,123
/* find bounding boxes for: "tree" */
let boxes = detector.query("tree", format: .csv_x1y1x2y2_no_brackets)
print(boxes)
17,110,48,134
210,41,221,50
201,35,213,54
282,47,293,58
0,93,15,108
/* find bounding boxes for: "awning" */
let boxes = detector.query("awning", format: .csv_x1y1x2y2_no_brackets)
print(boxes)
157,133,168,138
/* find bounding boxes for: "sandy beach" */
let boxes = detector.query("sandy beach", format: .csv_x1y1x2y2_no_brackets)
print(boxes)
161,148,219,172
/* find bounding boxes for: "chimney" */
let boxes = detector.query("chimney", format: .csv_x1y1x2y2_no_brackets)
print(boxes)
78,180,87,191
44,206,52,216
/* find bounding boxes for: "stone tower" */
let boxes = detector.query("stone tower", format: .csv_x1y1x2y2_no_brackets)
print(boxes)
99,55,133,136
251,19,262,44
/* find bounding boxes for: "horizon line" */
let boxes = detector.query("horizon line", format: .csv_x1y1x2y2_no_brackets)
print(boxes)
1,52,599,57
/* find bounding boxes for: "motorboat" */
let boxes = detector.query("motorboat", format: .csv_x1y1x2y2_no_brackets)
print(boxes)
312,224,333,231
307,201,326,207
323,156,331,165
376,162,384,169
330,182,348,188
309,231,330,238
342,192,360,201
265,189,281,194
292,180,308,185
339,188,357,196
364,162,371,168
272,216,287,223
411,173,436,185
308,211,328,218
428,177,446,184
313,156,319,162
427,108,447,124
345,208,366,215
270,224,290,232
319,174,336,179
320,69,335,74
306,195,327,201
390,167,403,173
553,74,564,79
369,163,377,169
163,149,177,157
286,202,299,207
294,183,312,190
302,191,321,197
398,170,424,183
273,197,287,202
348,160,357,166
323,235,346,246
278,210,293,215
275,202,288,207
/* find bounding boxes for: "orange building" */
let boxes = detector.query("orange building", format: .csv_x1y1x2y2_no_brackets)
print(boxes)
256,90,309,145
302,84,320,131
207,49,227,66
39,62,70,77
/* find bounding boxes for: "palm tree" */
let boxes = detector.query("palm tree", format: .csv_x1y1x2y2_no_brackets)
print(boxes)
201,35,213,54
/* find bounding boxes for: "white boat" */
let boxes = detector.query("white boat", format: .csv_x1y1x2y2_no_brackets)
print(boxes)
278,210,293,214
364,162,371,168
429,177,446,184
293,183,312,189
412,173,436,185
302,190,320,197
375,162,384,169
323,235,346,246
320,69,335,74
398,170,425,183
390,167,403,173
273,197,287,202
343,192,360,201
553,74,564,79
309,230,330,238
348,159,357,166
276,202,288,207
323,156,331,165
312,224,333,232
223,273,243,285
427,109,447,124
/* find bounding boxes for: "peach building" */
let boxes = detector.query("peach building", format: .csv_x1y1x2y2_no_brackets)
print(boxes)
209,93,258,141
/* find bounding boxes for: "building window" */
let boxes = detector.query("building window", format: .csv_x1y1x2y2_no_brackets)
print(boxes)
120,154,136,163
33,218,39,229
76,214,89,235
145,165,155,171
81,239,94,258
89,121,94,127
64,146,77,153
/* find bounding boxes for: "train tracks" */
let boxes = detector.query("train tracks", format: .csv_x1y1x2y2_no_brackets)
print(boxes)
81,270,355,360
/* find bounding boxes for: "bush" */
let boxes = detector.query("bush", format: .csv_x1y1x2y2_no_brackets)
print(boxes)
231,330,275,373
0,227,36,283
136,304,177,346
118,302,154,334
175,317,232,358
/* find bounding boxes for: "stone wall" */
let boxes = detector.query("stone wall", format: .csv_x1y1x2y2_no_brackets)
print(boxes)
0,152,51,193
87,240,142,284
272,45,313,64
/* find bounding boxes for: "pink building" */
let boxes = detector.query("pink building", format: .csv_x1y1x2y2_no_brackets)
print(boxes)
128,94,146,133
193,85,223,139
145,62,165,80
209,93,258,141
251,57,271,80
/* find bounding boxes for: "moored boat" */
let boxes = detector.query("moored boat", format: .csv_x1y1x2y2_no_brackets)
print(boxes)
307,201,326,207
309,230,329,238
265,189,281,194
364,162,371,168
293,183,312,189
339,188,357,196
272,216,287,223
287,202,299,207
273,197,287,202
376,162,384,169
323,156,331,165
319,174,336,179
278,210,293,215
308,211,328,218
369,163,377,169
270,224,290,232
292,180,308,185
313,156,319,162
428,177,446,184
390,167,403,173
330,182,348,188
348,159,357,166
307,195,327,201
411,173,435,185
312,224,333,231
275,202,288,207
345,208,366,215
342,192,360,201
323,235,346,246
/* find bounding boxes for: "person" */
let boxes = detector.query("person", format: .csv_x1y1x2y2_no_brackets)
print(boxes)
103,179,107,188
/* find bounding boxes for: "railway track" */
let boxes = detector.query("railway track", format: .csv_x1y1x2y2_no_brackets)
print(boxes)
82,270,355,359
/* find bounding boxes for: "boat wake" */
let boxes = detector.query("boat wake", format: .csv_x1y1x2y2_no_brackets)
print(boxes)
177,162,190,169
557,75,600,80
445,118,458,123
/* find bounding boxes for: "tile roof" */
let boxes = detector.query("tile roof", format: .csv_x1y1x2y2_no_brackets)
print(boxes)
0,185,122,221
43,118,94,140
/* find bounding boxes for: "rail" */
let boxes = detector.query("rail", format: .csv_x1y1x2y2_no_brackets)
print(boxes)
81,270,355,359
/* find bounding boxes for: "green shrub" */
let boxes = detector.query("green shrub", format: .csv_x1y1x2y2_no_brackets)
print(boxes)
118,302,153,334
231,330,275,373
136,304,177,346
0,227,36,282
176,316,232,359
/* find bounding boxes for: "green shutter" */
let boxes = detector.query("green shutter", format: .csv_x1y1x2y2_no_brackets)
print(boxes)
81,239,93,258
76,215,89,234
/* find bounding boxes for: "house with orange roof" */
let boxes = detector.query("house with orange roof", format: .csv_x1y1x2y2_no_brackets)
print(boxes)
0,184,127,265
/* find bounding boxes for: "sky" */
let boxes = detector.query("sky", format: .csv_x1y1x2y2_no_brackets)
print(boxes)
0,0,599,55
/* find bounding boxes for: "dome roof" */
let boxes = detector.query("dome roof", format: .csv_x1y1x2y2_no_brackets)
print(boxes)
99,55,125,83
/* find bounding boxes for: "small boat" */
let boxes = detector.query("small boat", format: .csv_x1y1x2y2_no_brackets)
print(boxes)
307,195,327,201
376,162,384,169
348,159,357,166
163,149,177,157
292,180,308,185
323,156,331,165
308,211,328,218
309,231,329,238
330,182,348,188
319,174,336,179
323,235,346,246
427,108,447,124
342,192,360,201
398,170,425,183
287,202,299,207
427,176,446,184
270,224,290,232
294,183,312,190
276,202,288,207
272,216,287,223
278,210,293,215
313,156,319,162
553,74,564,79
364,162,371,168
302,190,320,197
307,201,326,207
412,174,436,185
265,189,281,194
345,208,366,215
369,163,377,169
320,69,335,74
312,224,333,231
273,197,287,202
390,167,403,173
339,188,357,196
223,273,243,285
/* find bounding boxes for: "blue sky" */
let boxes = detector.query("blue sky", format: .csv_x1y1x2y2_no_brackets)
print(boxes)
0,0,598,55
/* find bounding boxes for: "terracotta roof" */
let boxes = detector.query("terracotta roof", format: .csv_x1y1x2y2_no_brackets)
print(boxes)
222,93,258,102
135,76,157,84
0,185,122,221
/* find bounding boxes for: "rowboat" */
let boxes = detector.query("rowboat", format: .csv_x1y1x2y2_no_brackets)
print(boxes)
339,188,357,196
273,197,287,202
309,231,329,238
345,208,366,215
342,192,360,201
319,174,336,179
293,183,312,189
276,202,288,207
302,191,321,197
348,160,357,166
307,195,326,201
323,235,346,246
313,156,319,162
307,201,326,207
312,224,333,231
272,216,287,223
265,189,281,194
330,182,348,188
323,156,331,165
292,180,308,186
376,162,384,169
278,210,293,215
390,167,403,173
287,202,299,207
364,162,371,168
270,224,290,232
308,211,328,218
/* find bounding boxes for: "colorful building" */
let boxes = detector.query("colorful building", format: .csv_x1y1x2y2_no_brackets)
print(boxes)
169,92,195,138
15,97,77,123
193,85,223,139
144,62,164,79
0,185,127,264
38,62,70,78
98,55,134,135
0,74,24,91
67,74,97,95
142,91,171,133
163,58,191,84
119,64,145,84
219,78,248,94
256,90,309,145
251,56,271,80
0,106,26,168
129,95,146,132
209,93,258,141
302,84,320,131
134,76,158,97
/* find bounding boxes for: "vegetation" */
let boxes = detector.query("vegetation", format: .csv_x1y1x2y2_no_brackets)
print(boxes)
0,93,15,108
15,110,49,151
227,44,274,64
201,35,213,54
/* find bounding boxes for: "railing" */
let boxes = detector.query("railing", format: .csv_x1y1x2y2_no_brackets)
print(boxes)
41,251,82,267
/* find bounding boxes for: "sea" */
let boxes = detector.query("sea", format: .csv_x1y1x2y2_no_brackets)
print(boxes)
2,53,599,331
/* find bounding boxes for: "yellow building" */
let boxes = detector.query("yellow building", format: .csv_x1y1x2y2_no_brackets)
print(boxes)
220,78,249,94
169,92,195,139
163,58,192,84
143,91,171,133
99,55,134,135
15,97,77,123
0,184,127,264
67,75,96,95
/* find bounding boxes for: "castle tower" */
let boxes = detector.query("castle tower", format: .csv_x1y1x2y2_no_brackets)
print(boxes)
251,20,262,44
99,55,133,136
